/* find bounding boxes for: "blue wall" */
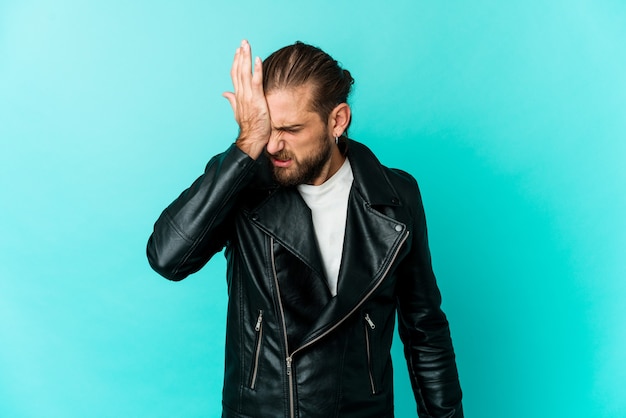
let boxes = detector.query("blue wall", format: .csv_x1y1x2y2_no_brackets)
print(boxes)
1,1,624,417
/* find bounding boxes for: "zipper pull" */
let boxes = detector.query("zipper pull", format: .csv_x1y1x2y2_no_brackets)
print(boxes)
286,356,293,376
365,314,376,330
255,310,264,331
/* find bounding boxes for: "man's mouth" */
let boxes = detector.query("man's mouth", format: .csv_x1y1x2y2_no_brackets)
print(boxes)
271,156,292,168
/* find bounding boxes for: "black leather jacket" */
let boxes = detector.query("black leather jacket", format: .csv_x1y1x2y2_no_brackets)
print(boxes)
147,139,463,417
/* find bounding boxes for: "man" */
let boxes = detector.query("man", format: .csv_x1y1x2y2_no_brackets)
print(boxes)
147,40,463,417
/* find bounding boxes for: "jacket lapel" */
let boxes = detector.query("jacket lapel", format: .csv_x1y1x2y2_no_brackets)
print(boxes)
337,138,407,299
297,185,408,349
251,186,326,280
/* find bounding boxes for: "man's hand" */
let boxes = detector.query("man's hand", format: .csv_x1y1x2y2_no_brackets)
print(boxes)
223,40,271,160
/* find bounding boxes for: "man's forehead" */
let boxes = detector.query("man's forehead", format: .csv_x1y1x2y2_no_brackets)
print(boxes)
266,84,315,103
266,85,318,125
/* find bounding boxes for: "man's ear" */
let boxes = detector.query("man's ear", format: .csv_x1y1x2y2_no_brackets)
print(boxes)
330,103,351,137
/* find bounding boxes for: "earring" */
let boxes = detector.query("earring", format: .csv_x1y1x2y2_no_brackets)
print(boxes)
334,136,339,145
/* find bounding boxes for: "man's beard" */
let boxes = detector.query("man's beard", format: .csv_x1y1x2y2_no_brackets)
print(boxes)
268,133,333,187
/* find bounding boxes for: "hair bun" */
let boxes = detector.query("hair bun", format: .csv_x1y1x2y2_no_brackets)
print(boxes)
342,69,355,85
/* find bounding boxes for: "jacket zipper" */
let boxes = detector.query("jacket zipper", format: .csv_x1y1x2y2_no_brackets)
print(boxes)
364,313,377,394
270,238,295,418
270,230,409,417
249,309,264,389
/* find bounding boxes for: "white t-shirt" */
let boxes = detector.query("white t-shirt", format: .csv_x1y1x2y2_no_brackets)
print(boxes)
297,158,354,296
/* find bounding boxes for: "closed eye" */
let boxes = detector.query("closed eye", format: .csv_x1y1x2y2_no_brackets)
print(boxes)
274,125,303,134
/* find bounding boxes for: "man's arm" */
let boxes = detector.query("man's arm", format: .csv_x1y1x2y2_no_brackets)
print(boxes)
146,145,258,280
147,40,272,280
395,177,463,417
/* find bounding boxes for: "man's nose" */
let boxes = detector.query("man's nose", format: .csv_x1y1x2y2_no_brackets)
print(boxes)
265,131,284,155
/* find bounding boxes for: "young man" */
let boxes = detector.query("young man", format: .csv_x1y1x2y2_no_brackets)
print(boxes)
147,40,463,418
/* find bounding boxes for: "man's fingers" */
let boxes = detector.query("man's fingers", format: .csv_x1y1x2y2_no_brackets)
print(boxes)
231,40,262,95
238,40,253,91
225,40,270,150
252,56,263,87
235,44,243,89
230,47,241,92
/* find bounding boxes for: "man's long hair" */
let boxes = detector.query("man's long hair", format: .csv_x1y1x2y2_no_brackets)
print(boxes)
263,42,354,130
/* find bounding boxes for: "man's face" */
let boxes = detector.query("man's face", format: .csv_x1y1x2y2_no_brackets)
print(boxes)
265,84,333,187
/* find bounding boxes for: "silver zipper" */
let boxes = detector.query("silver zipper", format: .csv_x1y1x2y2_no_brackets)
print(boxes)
255,310,264,331
250,310,264,389
270,238,295,418
364,313,376,394
270,230,409,417
287,355,294,417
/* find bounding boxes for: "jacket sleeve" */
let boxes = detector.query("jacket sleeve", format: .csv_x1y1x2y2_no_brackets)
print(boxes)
146,144,258,281
395,177,463,417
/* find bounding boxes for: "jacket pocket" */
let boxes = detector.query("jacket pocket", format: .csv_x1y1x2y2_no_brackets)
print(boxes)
248,309,264,389
364,313,378,395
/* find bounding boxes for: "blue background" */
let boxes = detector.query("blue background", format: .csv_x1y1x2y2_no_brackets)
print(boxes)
1,1,625,417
